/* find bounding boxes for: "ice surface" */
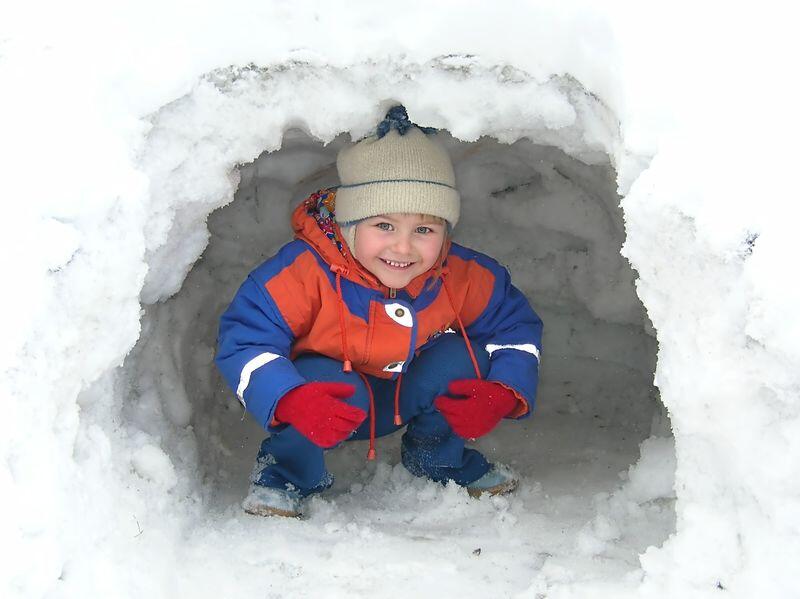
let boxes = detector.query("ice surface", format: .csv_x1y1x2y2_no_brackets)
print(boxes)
2,2,799,598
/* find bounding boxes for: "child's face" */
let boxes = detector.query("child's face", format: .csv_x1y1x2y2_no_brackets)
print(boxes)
354,213,446,289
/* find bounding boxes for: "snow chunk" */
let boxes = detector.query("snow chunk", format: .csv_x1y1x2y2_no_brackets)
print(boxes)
624,436,677,504
576,436,677,560
131,445,178,491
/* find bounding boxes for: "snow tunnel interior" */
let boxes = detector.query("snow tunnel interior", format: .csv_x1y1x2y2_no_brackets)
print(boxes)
113,64,676,579
125,124,670,509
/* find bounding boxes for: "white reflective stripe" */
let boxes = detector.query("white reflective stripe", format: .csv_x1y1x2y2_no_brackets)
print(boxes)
485,343,541,361
237,352,281,399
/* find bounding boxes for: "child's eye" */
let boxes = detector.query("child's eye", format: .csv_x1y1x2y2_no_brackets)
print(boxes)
375,222,393,231
415,226,433,234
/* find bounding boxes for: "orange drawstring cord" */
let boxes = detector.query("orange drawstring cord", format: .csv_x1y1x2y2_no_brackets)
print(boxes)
330,265,374,458
441,276,482,380
330,266,352,372
393,375,403,425
357,372,377,460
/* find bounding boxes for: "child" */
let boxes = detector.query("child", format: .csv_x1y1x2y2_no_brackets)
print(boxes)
216,106,543,517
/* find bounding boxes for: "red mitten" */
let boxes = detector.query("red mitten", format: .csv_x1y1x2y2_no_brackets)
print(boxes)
434,379,518,439
274,382,366,448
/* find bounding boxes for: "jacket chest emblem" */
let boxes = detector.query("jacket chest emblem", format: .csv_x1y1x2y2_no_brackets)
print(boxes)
384,302,413,327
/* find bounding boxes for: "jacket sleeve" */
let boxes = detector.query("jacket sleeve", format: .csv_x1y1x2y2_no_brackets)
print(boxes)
215,274,307,429
464,262,543,418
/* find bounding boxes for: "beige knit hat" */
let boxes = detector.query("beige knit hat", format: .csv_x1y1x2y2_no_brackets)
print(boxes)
334,107,460,228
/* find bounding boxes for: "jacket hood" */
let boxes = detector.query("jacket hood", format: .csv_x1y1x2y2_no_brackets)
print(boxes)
292,189,447,296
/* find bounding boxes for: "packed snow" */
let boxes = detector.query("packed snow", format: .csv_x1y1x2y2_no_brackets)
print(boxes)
1,1,799,598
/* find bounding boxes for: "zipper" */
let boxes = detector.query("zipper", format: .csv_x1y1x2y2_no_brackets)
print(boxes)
389,288,396,299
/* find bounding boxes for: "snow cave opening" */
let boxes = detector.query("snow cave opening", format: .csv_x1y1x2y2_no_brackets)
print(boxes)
111,63,678,580
127,124,672,532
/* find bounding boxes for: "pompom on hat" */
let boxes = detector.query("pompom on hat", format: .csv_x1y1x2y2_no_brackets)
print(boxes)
334,106,460,229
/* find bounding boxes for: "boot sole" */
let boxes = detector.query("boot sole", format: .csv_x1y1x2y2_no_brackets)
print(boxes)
243,504,301,518
466,477,519,498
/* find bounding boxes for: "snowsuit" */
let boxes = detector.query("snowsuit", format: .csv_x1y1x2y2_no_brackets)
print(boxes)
215,190,543,495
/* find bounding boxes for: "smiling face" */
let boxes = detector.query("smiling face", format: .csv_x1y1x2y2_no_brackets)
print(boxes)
353,213,447,289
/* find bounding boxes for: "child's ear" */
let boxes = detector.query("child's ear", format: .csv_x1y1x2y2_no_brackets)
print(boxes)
339,223,358,257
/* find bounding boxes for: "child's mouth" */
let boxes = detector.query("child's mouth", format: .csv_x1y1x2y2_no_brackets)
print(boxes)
379,258,414,270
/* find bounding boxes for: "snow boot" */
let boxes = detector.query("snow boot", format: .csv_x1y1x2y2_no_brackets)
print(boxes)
242,484,303,518
465,464,519,498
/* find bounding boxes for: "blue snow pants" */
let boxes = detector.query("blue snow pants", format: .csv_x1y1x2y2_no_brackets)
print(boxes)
251,334,492,496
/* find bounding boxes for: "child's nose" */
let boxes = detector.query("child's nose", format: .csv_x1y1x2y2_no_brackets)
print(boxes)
392,235,413,254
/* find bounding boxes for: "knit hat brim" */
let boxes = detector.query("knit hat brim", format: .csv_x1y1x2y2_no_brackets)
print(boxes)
334,181,460,227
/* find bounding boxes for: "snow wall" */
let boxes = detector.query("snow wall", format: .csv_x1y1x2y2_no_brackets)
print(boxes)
1,2,799,598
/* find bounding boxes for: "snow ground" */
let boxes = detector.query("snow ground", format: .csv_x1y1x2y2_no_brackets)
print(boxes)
180,415,673,598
